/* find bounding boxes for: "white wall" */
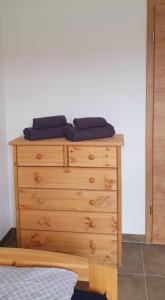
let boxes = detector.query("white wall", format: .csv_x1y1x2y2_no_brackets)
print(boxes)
1,0,146,234
0,10,11,239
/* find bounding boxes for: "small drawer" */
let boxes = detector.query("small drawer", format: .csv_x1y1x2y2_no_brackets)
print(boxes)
17,146,64,166
19,189,117,212
21,230,117,263
68,146,117,167
20,210,118,234
18,167,117,191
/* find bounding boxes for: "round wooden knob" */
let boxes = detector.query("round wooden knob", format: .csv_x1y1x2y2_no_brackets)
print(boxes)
89,200,95,206
88,154,95,160
85,217,96,228
90,240,96,251
34,173,43,183
89,177,95,183
37,198,44,204
36,153,43,160
90,220,96,228
39,219,44,225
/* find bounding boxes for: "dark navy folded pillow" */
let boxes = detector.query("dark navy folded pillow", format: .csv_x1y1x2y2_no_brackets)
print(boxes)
72,289,107,300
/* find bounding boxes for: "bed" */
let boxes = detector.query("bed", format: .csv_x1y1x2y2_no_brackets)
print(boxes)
0,248,117,300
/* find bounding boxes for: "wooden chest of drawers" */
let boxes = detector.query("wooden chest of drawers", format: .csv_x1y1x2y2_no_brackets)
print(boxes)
9,135,124,265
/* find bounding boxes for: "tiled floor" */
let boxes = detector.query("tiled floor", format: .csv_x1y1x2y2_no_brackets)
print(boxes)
118,242,165,300
3,235,165,299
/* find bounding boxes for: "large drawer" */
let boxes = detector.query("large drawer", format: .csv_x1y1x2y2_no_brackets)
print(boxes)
18,167,117,190
68,146,117,168
21,230,117,263
20,210,118,234
17,146,64,166
19,188,117,212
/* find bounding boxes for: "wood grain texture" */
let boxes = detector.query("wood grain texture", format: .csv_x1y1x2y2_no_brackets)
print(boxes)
89,258,117,300
9,136,123,268
146,0,165,243
0,247,89,281
146,0,155,244
13,146,20,247
19,188,117,212
20,210,118,234
152,4,165,244
21,230,117,263
17,145,64,166
0,248,117,299
18,167,117,191
9,135,124,147
117,147,122,266
63,145,68,167
68,146,117,168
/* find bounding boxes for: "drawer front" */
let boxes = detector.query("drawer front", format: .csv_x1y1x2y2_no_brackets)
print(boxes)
19,189,117,212
69,146,117,168
18,167,117,190
21,230,117,263
20,210,118,234
17,146,64,166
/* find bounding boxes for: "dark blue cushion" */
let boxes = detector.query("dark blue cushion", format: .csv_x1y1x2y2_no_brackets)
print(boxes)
72,289,107,300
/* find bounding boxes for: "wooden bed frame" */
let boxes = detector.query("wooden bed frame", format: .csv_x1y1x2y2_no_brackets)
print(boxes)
0,248,117,300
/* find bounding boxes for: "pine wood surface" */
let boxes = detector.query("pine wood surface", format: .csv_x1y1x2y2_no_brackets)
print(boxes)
17,145,64,166
19,188,117,212
9,135,124,146
89,257,117,300
146,0,154,244
152,4,165,244
13,146,21,247
20,230,117,262
117,147,122,265
20,210,117,234
68,145,117,168
18,167,117,191
0,248,117,300
146,0,165,244
9,135,123,267
0,247,89,281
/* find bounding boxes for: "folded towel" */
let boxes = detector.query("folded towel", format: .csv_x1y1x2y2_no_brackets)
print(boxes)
33,115,67,129
64,124,115,142
24,124,71,140
73,117,107,130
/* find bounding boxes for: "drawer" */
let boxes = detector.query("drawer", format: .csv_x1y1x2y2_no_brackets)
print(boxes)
17,146,64,166
18,167,117,191
20,210,118,234
19,189,117,212
21,230,117,263
68,146,117,167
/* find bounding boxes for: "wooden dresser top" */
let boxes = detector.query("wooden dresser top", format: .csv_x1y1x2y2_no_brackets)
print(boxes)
9,134,124,147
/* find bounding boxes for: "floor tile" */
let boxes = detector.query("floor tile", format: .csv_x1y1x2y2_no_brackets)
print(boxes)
119,242,143,274
143,244,165,276
119,274,147,300
146,275,165,300
123,234,145,243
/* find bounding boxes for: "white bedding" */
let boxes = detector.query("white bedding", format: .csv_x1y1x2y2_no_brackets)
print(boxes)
0,265,78,300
